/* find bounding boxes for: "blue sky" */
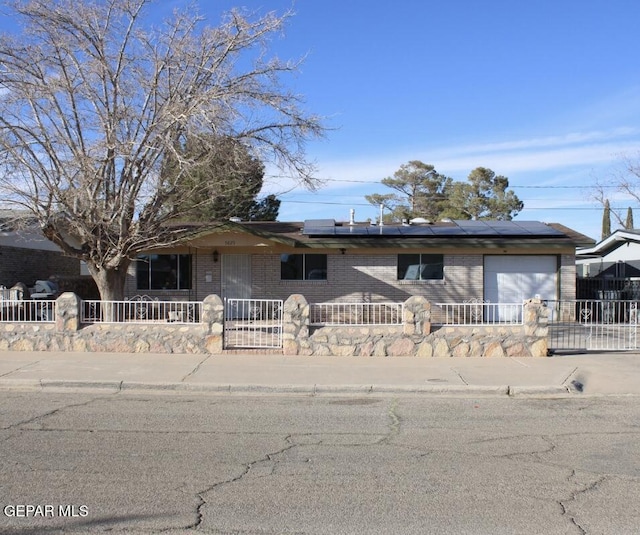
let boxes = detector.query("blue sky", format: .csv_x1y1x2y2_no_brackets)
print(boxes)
195,0,640,242
5,0,640,241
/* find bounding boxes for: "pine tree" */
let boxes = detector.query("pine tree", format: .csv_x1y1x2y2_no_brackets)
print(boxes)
625,207,634,229
602,199,612,240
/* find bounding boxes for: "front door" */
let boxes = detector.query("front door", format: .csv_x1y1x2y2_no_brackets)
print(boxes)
221,254,252,301
222,254,251,320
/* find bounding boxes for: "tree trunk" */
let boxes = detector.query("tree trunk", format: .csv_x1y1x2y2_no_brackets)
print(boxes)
87,261,132,322
87,261,131,302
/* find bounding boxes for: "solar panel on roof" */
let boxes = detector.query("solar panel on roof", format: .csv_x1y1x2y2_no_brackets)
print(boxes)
334,226,370,235
302,218,567,238
450,219,566,237
454,220,491,227
513,221,563,235
430,226,467,235
484,222,525,235
397,226,436,236
379,226,404,235
451,221,494,235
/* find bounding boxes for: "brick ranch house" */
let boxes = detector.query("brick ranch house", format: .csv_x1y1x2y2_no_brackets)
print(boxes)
124,218,594,305
0,211,79,289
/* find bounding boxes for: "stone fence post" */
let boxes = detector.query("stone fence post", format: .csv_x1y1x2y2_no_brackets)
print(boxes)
201,294,224,353
523,298,549,357
283,294,310,355
55,292,81,332
403,296,431,336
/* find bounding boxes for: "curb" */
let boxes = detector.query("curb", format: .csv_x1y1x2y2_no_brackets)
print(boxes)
508,385,571,396
0,380,556,397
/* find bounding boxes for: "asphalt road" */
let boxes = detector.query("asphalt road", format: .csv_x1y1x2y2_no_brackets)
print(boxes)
1,391,639,534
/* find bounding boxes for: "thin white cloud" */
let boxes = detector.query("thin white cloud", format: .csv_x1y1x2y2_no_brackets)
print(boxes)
434,141,640,175
263,127,640,196
433,127,640,159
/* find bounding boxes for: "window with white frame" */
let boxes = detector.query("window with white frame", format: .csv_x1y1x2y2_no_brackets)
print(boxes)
136,254,192,290
397,254,444,280
281,254,327,280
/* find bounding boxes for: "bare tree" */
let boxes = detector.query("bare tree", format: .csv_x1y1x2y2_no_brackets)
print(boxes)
0,0,324,300
594,154,640,231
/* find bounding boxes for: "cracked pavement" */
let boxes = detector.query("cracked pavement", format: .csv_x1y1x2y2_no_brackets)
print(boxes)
0,392,639,534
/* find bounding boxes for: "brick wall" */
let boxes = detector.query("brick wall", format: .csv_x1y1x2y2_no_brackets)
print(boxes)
251,253,485,303
560,254,576,301
0,245,79,288
124,251,575,304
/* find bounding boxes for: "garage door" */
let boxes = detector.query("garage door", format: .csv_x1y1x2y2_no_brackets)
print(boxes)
484,255,558,303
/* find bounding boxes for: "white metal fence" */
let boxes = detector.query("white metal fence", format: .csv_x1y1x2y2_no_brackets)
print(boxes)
0,287,26,300
432,301,524,326
223,298,283,349
81,298,202,324
310,302,404,326
547,299,639,351
0,299,56,322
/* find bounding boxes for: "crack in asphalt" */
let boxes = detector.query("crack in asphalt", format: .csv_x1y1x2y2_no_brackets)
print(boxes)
375,399,401,445
492,434,558,460
559,470,608,534
186,435,299,530
186,402,401,531
0,395,109,431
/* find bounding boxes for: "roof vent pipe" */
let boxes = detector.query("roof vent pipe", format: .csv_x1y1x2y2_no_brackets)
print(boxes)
349,209,355,226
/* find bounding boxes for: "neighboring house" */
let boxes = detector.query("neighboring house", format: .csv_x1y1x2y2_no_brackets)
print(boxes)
124,218,593,304
576,229,640,299
0,211,80,288
577,229,640,278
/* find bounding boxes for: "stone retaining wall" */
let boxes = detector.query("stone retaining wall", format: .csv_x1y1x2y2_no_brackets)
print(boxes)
283,295,548,357
0,292,549,357
0,323,209,353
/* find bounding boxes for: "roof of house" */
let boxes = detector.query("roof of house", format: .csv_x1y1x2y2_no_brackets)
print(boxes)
190,218,594,250
0,209,64,252
577,229,640,258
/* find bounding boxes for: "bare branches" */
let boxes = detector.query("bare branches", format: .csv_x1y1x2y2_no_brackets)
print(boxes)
0,0,324,296
593,152,640,230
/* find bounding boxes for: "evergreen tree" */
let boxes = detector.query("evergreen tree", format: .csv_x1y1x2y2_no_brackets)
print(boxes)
443,167,523,221
248,194,281,221
602,199,612,240
625,207,634,229
365,161,452,222
366,162,523,222
167,135,279,221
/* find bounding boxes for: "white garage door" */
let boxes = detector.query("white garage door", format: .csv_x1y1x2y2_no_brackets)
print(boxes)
484,255,558,303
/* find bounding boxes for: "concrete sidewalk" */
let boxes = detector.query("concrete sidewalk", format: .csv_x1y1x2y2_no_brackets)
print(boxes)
0,350,639,397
